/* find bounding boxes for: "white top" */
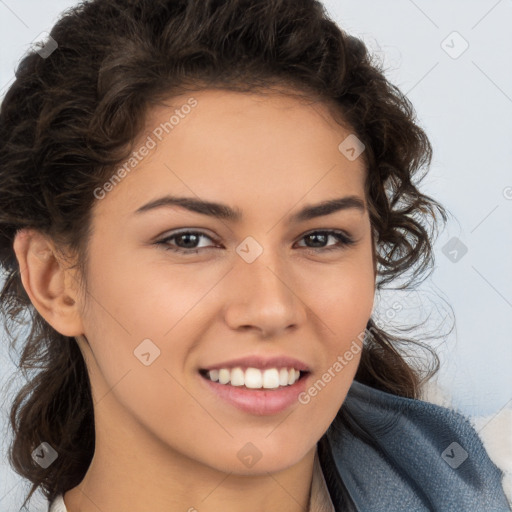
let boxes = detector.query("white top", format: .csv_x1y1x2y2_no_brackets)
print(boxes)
49,449,335,512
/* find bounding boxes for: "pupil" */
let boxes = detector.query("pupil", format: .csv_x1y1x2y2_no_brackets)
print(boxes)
307,233,326,247
180,234,198,248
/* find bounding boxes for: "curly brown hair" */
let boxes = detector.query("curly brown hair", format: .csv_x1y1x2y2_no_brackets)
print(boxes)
0,0,448,508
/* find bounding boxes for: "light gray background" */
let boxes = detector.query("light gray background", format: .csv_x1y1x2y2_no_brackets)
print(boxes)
1,0,511,509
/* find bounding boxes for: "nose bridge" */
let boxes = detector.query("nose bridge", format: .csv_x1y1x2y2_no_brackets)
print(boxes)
236,238,294,305
224,235,306,334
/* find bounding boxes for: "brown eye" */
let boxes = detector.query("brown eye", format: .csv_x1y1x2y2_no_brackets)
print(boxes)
157,231,218,254
295,230,355,252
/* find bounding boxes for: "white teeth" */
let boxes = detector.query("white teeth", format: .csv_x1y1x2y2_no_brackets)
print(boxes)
218,368,230,385
262,368,280,389
206,367,302,388
279,368,289,386
230,367,245,386
245,368,263,388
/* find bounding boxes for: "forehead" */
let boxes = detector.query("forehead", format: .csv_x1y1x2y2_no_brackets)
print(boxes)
144,88,355,149
93,88,367,219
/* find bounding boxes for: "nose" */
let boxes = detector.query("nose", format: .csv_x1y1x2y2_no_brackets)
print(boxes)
223,251,308,339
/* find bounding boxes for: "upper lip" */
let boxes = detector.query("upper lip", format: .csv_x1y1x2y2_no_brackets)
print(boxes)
201,355,310,372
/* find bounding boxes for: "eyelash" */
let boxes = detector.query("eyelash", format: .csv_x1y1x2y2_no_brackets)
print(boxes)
155,229,355,255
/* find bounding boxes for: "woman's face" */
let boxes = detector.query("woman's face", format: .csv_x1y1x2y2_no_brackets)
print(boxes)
75,88,375,475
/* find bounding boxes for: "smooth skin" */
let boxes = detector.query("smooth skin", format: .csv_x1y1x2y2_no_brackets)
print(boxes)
13,88,376,512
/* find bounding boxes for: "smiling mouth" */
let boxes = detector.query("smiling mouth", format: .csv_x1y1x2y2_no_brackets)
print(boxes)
199,367,309,390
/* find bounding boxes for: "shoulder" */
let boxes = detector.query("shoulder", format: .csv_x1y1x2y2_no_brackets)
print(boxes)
319,380,511,511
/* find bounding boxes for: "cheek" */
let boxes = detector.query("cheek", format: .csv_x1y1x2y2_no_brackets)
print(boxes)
325,267,374,382
83,240,211,341
78,256,218,407
308,258,375,328
298,259,374,418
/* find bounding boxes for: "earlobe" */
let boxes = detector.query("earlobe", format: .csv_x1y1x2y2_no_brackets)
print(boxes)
12,228,84,337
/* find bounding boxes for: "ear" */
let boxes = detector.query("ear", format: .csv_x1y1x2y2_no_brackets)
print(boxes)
12,228,85,337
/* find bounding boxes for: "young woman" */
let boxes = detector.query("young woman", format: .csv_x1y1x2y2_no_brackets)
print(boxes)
0,1,509,511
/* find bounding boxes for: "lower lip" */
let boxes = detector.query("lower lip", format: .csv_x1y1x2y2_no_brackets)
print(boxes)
199,372,310,416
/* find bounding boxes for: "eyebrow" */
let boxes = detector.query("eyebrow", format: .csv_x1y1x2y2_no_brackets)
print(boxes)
133,194,366,223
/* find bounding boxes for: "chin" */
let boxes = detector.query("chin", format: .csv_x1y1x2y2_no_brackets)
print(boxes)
203,438,314,476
